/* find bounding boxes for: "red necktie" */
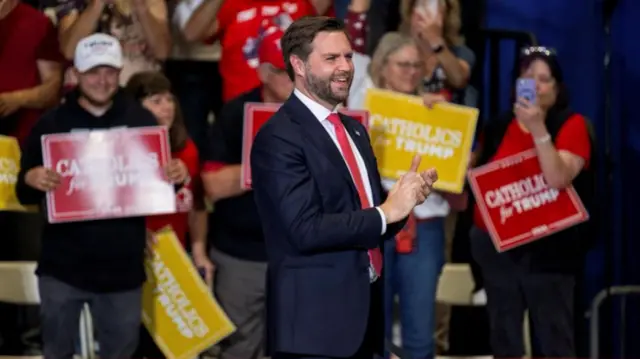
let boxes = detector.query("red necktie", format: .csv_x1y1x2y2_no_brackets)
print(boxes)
326,113,383,276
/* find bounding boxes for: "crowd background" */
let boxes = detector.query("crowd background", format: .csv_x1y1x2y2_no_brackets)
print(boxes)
1,0,640,357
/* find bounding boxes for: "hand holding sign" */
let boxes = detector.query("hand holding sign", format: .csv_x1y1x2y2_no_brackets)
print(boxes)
382,155,438,223
165,159,188,184
25,166,61,192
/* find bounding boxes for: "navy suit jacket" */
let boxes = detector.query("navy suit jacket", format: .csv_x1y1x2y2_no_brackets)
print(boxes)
250,94,406,357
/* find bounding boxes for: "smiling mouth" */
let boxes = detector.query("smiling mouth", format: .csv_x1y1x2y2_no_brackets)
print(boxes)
332,77,349,85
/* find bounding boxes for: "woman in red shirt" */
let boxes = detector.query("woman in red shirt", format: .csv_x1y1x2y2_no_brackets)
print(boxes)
125,72,214,358
469,48,593,358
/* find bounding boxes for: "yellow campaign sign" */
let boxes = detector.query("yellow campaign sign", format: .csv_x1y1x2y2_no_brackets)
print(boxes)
365,88,478,194
0,135,26,211
143,227,236,359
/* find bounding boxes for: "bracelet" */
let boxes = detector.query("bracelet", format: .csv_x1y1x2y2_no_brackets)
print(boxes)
534,134,551,145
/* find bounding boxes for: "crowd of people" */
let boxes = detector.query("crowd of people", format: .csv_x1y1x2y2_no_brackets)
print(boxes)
0,0,596,358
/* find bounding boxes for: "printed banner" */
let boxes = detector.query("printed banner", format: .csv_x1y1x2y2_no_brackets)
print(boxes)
41,127,175,223
241,103,370,189
143,227,236,359
468,149,589,252
365,88,478,193
0,136,25,211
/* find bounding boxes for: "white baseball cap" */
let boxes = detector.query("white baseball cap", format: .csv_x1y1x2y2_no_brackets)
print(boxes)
74,33,123,73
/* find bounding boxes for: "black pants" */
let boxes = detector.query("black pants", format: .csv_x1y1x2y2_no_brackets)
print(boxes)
273,280,382,359
469,226,575,358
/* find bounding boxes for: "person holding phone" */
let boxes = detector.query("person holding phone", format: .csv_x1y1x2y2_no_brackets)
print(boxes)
399,0,475,105
469,47,595,358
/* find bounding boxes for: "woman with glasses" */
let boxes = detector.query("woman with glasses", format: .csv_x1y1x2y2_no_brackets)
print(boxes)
349,31,453,359
469,47,594,358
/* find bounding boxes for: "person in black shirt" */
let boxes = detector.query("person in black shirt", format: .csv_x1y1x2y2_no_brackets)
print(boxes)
200,26,292,359
15,34,187,359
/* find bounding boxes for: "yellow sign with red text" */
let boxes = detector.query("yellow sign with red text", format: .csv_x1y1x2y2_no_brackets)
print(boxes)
0,136,26,211
142,227,235,359
365,88,479,193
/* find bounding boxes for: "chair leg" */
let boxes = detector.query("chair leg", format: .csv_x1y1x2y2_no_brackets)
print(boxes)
79,304,96,359
523,310,532,358
79,308,88,359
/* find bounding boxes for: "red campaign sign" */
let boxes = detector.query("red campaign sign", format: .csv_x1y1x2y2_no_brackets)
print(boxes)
241,102,370,189
468,149,589,252
42,127,175,223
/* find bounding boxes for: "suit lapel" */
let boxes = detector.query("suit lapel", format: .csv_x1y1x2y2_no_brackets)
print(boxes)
282,96,357,196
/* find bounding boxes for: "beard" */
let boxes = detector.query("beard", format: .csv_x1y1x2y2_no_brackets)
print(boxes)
304,64,353,107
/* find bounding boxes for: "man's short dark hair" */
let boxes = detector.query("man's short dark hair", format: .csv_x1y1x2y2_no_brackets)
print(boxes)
281,16,348,81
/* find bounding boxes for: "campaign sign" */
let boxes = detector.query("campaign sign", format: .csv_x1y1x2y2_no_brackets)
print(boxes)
41,127,175,223
0,136,26,211
365,88,478,193
468,149,589,252
241,103,370,189
143,227,236,359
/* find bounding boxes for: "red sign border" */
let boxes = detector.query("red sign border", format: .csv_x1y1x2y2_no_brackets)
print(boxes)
339,108,370,130
41,126,172,223
241,102,282,190
468,149,590,252
241,103,371,189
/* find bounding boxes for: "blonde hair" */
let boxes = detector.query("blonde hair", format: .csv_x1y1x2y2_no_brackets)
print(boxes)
399,0,464,47
369,32,421,89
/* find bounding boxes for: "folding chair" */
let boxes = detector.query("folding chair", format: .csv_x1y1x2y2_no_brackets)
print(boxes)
0,262,94,359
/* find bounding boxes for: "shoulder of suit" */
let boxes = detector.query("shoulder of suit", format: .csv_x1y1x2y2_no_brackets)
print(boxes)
254,105,300,141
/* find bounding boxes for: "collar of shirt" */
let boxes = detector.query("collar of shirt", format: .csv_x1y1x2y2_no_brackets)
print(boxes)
293,88,336,123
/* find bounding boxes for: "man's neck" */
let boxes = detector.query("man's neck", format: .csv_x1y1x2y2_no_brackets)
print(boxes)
294,83,336,111
78,96,113,117
0,0,18,20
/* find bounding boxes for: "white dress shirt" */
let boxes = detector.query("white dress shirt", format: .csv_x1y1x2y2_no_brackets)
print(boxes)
294,89,388,235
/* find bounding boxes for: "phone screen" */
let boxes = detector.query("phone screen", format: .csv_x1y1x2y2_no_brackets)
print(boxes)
516,78,537,105
415,0,438,15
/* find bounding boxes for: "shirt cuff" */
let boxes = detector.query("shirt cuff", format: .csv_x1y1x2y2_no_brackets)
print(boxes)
375,207,387,235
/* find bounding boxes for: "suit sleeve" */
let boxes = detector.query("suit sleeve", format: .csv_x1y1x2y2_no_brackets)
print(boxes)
355,121,408,240
250,122,384,253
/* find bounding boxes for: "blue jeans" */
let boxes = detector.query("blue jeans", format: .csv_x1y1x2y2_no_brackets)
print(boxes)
384,218,446,359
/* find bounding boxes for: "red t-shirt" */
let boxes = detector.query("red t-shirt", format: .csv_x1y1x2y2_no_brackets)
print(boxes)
473,114,592,231
0,3,64,144
210,0,316,101
147,139,201,247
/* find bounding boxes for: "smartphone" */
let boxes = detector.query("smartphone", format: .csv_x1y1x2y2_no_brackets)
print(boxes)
415,0,438,16
516,78,537,105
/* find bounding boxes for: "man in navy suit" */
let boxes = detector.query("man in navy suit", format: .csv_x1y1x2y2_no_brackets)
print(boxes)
250,16,438,359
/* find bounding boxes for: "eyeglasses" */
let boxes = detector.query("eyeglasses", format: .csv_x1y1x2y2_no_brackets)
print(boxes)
393,61,424,70
521,46,556,57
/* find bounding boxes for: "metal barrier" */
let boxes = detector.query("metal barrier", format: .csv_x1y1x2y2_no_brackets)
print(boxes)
588,285,640,359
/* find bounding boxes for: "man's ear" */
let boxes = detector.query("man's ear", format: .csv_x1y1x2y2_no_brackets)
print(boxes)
290,55,306,79
257,63,271,84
